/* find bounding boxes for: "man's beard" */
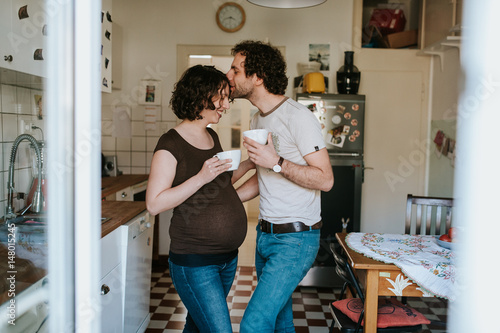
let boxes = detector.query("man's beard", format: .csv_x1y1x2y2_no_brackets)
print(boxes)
231,84,252,99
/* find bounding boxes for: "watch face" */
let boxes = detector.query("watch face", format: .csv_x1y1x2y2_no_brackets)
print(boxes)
217,3,245,32
273,164,281,173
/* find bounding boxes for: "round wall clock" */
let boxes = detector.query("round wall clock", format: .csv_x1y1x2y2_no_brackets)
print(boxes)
216,2,246,33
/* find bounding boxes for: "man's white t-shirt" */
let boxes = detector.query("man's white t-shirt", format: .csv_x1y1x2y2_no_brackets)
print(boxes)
250,97,326,226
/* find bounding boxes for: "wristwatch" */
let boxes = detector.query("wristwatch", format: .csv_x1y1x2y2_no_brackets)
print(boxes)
272,156,284,173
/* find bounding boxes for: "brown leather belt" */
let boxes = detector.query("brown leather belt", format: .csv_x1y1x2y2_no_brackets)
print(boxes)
259,219,322,234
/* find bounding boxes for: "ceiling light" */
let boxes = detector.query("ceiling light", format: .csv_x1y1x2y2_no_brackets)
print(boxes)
247,0,326,9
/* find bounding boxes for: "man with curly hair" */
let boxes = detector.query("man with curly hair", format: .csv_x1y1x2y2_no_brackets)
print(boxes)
227,40,334,332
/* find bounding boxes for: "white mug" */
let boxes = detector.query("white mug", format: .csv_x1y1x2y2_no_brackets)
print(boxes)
243,129,269,145
215,150,241,171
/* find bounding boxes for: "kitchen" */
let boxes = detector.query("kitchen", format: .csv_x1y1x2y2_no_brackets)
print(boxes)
0,0,497,332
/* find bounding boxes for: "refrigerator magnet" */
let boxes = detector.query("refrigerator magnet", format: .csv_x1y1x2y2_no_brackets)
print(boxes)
344,112,351,120
18,5,29,19
351,119,358,126
341,125,350,136
332,115,341,124
352,104,359,111
331,135,346,148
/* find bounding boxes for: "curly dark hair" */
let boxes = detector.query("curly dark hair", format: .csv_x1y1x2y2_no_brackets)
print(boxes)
170,65,230,121
231,40,288,95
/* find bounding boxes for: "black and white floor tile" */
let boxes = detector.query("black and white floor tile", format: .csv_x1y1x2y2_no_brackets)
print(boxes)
145,264,448,333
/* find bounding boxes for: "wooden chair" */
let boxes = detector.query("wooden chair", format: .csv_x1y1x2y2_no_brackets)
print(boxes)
328,243,425,333
405,194,454,236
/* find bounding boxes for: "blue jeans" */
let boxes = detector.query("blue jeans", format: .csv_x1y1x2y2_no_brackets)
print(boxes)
240,225,320,333
168,256,238,333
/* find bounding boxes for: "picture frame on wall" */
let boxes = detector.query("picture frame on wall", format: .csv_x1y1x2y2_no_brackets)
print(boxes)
138,80,162,105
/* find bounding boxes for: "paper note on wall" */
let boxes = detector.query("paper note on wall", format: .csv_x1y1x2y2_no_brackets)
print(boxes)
144,106,159,131
113,106,131,137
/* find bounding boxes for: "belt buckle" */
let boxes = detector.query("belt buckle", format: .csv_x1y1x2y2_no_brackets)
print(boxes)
260,219,268,233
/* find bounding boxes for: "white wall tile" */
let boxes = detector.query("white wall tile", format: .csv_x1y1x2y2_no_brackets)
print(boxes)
145,124,161,137
119,166,131,174
3,114,18,141
16,143,31,169
131,166,147,174
131,152,146,167
102,120,114,136
131,120,145,136
17,87,32,115
116,151,130,167
1,84,17,114
147,137,158,152
132,105,145,121
162,107,177,122
116,137,131,151
131,137,145,151
2,143,11,171
102,136,116,151
101,105,114,120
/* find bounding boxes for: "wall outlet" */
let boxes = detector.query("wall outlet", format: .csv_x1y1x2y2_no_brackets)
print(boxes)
19,119,25,134
19,120,33,134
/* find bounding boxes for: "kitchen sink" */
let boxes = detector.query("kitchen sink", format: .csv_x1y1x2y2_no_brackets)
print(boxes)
4,215,47,225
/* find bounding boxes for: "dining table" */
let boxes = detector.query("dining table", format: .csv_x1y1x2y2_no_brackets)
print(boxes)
335,232,456,333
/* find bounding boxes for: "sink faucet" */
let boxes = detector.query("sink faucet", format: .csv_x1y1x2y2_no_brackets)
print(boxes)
5,134,44,220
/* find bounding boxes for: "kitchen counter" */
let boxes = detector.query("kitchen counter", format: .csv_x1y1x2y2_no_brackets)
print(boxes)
101,174,149,199
101,201,147,237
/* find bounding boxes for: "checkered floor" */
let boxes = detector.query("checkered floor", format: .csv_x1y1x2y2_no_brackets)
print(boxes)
145,264,448,333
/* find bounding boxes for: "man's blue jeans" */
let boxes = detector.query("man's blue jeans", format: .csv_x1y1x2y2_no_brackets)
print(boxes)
168,256,238,333
240,225,320,333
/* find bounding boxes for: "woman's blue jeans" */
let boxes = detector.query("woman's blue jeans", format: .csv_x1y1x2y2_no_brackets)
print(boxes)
240,225,320,333
168,256,238,333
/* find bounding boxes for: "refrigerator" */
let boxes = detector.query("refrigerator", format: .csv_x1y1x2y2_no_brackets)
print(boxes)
296,93,365,288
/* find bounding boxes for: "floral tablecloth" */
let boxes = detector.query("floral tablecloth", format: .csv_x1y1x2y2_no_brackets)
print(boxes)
346,233,456,301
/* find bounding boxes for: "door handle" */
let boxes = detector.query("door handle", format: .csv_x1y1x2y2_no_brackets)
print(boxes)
101,284,110,295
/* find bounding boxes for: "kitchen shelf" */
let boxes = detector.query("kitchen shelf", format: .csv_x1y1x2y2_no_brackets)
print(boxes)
418,36,461,71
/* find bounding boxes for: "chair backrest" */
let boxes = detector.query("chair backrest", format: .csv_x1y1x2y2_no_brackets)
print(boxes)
330,243,363,301
405,194,454,235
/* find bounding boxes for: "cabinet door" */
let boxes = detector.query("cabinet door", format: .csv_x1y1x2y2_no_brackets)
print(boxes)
9,0,46,77
0,1,14,70
100,263,123,333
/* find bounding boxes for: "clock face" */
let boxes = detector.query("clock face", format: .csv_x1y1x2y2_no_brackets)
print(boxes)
216,3,245,32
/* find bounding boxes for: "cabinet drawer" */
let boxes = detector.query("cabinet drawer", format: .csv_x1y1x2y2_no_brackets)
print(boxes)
100,263,123,333
115,186,133,201
101,228,122,277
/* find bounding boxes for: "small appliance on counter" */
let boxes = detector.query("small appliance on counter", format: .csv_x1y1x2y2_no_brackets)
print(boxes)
102,154,122,177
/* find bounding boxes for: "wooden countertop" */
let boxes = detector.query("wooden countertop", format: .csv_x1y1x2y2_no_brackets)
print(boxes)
101,201,147,237
101,174,149,199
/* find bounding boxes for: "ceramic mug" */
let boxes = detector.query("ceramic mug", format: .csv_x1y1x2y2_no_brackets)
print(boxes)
243,129,269,145
215,150,241,171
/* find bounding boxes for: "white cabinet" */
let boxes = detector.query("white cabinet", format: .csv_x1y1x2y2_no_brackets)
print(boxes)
100,228,123,332
101,0,112,92
100,264,123,333
1,0,46,77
